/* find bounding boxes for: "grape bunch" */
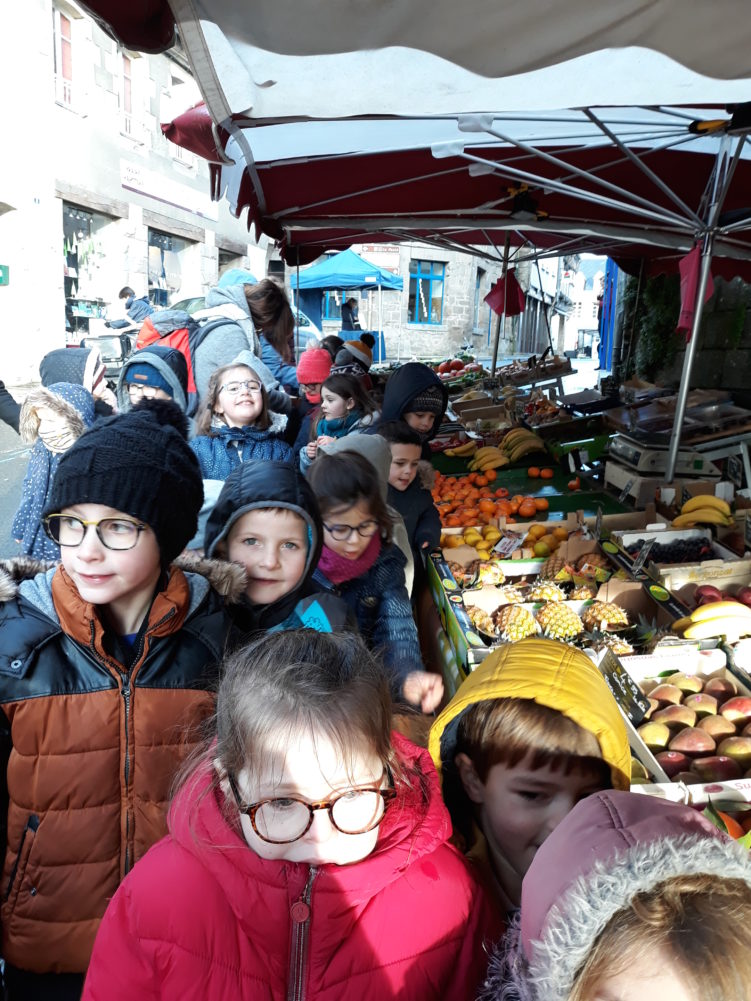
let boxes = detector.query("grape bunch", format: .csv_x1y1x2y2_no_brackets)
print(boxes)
625,538,714,565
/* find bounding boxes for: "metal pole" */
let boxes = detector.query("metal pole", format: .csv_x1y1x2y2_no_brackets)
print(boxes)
664,243,715,482
490,234,511,377
378,283,382,362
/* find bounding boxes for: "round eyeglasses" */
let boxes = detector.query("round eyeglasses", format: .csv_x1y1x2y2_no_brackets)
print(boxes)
44,514,147,551
322,520,379,542
127,383,165,399
228,773,396,844
220,380,262,395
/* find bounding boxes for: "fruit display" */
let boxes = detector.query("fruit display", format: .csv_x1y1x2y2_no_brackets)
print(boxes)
535,602,584,639
523,391,565,425
581,601,630,631
624,537,715,564
468,446,510,472
574,552,610,573
467,606,496,636
528,582,566,603
538,554,570,580
434,358,484,382
570,584,597,600
671,600,751,644
635,671,751,785
671,495,734,528
493,604,539,641
493,585,526,604
434,471,555,531
455,389,488,404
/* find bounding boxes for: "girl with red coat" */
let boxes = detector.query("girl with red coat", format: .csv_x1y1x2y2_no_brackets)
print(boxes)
83,630,500,1000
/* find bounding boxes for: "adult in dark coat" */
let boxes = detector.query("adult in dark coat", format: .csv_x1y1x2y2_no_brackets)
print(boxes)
0,381,20,433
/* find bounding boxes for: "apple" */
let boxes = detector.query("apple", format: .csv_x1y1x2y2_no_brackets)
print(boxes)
717,736,751,769
449,359,465,372
690,755,743,782
682,693,718,718
668,727,716,758
649,684,684,707
703,677,738,706
697,715,737,740
437,361,451,374
655,751,692,778
637,721,671,752
665,673,703,694
694,584,724,606
653,705,697,731
720,697,751,726
736,586,751,608
672,771,703,785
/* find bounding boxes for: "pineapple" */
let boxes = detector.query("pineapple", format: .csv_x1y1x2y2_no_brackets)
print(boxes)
538,554,570,581
528,582,566,603
581,601,629,632
570,584,597,600
468,606,496,636
493,605,539,641
536,602,584,639
597,633,635,656
476,562,506,586
493,586,525,606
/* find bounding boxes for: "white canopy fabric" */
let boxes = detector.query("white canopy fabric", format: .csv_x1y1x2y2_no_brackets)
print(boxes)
168,0,751,124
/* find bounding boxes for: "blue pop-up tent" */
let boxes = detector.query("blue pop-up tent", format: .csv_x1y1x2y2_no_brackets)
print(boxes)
289,249,403,360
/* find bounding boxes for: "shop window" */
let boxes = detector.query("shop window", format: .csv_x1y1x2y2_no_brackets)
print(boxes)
63,202,113,343
267,260,285,280
148,228,192,307
52,8,73,107
408,259,445,325
323,290,343,321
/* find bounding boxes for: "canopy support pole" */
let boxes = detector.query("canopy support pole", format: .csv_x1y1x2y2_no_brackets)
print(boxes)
665,134,732,482
491,234,511,377
378,283,382,361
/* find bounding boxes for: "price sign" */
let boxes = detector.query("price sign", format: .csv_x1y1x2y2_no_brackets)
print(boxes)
494,535,524,558
631,539,654,576
728,454,743,488
595,505,604,541
597,649,651,726
618,478,636,503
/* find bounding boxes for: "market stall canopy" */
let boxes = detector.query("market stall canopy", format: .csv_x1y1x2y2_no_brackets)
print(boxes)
81,1,751,121
288,249,403,291
163,105,751,277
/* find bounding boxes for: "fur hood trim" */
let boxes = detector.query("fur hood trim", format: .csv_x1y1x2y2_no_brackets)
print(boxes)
483,833,751,1001
19,385,91,445
172,555,247,603
0,557,56,602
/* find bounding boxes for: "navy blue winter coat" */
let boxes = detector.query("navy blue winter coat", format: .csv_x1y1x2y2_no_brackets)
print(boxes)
190,413,293,480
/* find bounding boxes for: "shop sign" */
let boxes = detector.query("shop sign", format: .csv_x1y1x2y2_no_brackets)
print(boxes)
120,161,219,221
0,265,8,286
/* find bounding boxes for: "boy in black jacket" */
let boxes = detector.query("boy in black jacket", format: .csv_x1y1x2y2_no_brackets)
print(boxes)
379,420,441,564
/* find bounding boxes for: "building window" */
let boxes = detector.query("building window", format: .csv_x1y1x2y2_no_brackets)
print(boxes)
323,290,343,321
148,228,192,308
408,259,445,325
53,9,73,107
121,54,132,134
473,267,486,329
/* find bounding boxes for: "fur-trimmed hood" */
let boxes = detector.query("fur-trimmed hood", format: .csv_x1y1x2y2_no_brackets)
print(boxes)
19,383,96,445
479,791,751,1001
0,555,247,609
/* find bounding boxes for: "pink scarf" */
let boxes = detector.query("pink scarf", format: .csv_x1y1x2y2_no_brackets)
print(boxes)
318,533,381,585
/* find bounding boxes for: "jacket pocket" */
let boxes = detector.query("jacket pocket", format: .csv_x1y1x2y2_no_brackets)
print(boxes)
4,814,39,914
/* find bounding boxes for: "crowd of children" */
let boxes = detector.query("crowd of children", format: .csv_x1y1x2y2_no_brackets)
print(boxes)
5,327,749,1000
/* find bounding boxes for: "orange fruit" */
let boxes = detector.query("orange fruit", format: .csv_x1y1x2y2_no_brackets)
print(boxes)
568,477,581,490
534,497,549,511
495,488,509,498
474,475,488,486
484,469,497,482
553,526,569,541
540,468,554,479
528,467,540,478
479,499,496,514
518,500,538,519
445,516,462,527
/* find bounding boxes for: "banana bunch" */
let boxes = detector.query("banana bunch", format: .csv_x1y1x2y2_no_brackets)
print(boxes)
444,440,478,457
500,427,546,463
672,600,751,643
672,494,733,528
468,446,510,471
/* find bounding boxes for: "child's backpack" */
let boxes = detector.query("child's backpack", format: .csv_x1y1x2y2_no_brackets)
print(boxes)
136,309,232,416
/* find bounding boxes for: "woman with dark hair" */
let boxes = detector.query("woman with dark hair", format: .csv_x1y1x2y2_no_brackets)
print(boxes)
319,334,345,362
245,280,298,391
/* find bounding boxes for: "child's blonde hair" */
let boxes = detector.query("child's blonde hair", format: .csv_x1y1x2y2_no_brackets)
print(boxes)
570,873,751,1001
195,363,271,436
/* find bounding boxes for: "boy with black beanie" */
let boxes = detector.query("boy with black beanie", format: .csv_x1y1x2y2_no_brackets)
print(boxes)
0,400,237,999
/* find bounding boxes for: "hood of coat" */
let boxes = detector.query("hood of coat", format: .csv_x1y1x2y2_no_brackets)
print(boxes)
19,383,97,446
428,638,631,792
482,790,751,1001
116,344,190,413
205,283,252,314
39,347,103,393
0,557,54,604
168,731,452,931
203,460,321,627
380,363,448,439
319,432,392,503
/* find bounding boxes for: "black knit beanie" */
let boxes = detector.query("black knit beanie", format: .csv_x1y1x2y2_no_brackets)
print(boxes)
44,399,203,565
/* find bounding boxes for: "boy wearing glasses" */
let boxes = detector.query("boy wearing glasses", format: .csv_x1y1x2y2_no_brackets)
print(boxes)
115,344,190,415
0,401,236,999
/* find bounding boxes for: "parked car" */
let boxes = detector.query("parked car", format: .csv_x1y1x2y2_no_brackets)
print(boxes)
171,296,322,355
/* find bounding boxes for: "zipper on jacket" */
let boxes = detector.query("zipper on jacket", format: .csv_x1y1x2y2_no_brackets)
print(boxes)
121,672,132,873
287,867,317,1001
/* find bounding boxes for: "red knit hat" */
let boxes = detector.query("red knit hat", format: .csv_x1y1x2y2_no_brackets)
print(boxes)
297,347,332,384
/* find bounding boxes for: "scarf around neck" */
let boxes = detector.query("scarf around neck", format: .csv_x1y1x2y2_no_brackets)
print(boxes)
317,532,381,585
316,410,362,439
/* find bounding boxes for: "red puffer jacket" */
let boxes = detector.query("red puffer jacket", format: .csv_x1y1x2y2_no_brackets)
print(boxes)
83,733,501,1001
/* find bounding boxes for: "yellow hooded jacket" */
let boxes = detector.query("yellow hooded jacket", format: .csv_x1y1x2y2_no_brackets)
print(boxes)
429,637,631,794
